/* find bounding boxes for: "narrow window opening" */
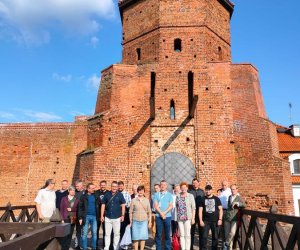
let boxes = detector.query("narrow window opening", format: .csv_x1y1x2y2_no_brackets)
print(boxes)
188,71,194,111
218,46,223,60
170,99,175,120
150,72,156,119
174,39,182,52
136,48,141,61
151,72,156,98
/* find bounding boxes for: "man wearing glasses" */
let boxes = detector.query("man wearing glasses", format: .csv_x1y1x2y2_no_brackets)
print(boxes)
35,179,56,223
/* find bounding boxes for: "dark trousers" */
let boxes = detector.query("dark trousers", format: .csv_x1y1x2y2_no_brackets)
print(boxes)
61,219,75,250
120,207,130,239
191,216,202,250
155,216,171,250
171,220,178,235
201,221,219,250
76,220,82,248
97,220,106,247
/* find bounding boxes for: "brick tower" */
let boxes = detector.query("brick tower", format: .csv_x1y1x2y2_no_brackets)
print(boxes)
79,0,294,213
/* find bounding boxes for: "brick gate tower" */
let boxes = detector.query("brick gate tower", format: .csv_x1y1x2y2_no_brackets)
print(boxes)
78,0,294,213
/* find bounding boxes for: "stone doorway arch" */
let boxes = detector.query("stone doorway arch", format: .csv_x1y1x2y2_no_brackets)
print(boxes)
151,152,196,193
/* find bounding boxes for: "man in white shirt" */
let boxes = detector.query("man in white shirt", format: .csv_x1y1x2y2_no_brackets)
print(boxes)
34,179,56,222
218,181,232,210
218,180,232,247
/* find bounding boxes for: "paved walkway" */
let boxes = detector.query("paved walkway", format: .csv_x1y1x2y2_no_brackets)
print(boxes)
70,227,226,250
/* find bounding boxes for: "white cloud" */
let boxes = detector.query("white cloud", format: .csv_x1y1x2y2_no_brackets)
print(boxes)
0,0,115,44
0,111,15,119
90,36,99,48
23,110,62,122
87,74,101,90
52,72,72,82
69,110,86,116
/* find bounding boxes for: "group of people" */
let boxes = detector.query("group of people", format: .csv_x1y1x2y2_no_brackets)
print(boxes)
34,178,245,250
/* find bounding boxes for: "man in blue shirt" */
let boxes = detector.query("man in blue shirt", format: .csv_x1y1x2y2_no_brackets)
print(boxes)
101,181,126,250
153,180,173,250
78,183,100,250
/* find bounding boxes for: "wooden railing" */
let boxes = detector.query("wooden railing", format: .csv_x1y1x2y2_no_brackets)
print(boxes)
239,209,300,250
0,203,38,223
0,204,70,250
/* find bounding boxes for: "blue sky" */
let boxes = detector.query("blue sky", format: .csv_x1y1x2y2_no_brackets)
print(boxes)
0,0,299,127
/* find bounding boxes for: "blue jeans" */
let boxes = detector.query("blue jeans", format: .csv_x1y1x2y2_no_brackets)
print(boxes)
82,215,98,250
155,216,171,250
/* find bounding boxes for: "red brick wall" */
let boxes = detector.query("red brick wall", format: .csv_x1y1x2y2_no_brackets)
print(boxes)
231,64,294,214
78,0,294,214
194,62,236,188
0,120,87,206
121,0,232,66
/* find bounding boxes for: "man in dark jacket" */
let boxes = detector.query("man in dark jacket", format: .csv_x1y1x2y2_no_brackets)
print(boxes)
78,183,100,250
188,178,205,250
75,179,85,249
55,179,69,209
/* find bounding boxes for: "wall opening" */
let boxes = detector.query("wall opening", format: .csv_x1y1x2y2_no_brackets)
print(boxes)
150,72,156,119
218,46,223,60
151,72,156,98
174,39,182,52
170,99,175,120
136,48,141,61
188,71,194,111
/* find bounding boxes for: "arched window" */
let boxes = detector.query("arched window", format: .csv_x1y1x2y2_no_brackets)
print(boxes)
136,48,141,61
188,71,194,111
218,46,223,60
170,99,175,120
174,39,182,52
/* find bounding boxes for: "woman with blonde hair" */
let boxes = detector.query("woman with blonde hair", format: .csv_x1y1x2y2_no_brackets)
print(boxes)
176,182,196,250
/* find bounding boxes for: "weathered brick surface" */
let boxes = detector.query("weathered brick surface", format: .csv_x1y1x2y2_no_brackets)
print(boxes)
0,119,87,206
231,65,293,214
83,0,293,213
0,0,294,213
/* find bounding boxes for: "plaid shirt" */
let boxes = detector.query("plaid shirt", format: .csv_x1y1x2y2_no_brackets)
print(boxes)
121,190,131,208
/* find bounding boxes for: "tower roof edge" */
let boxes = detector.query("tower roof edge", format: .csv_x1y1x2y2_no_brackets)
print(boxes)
119,0,234,17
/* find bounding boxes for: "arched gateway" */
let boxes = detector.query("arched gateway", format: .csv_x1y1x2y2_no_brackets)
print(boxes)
151,152,196,193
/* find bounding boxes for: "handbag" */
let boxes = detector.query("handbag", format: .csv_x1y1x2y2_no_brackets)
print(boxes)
172,229,180,250
50,208,62,222
68,197,77,224
69,215,77,224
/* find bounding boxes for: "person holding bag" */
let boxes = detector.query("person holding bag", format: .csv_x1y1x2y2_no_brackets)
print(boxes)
60,185,79,250
176,182,195,250
129,185,152,250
